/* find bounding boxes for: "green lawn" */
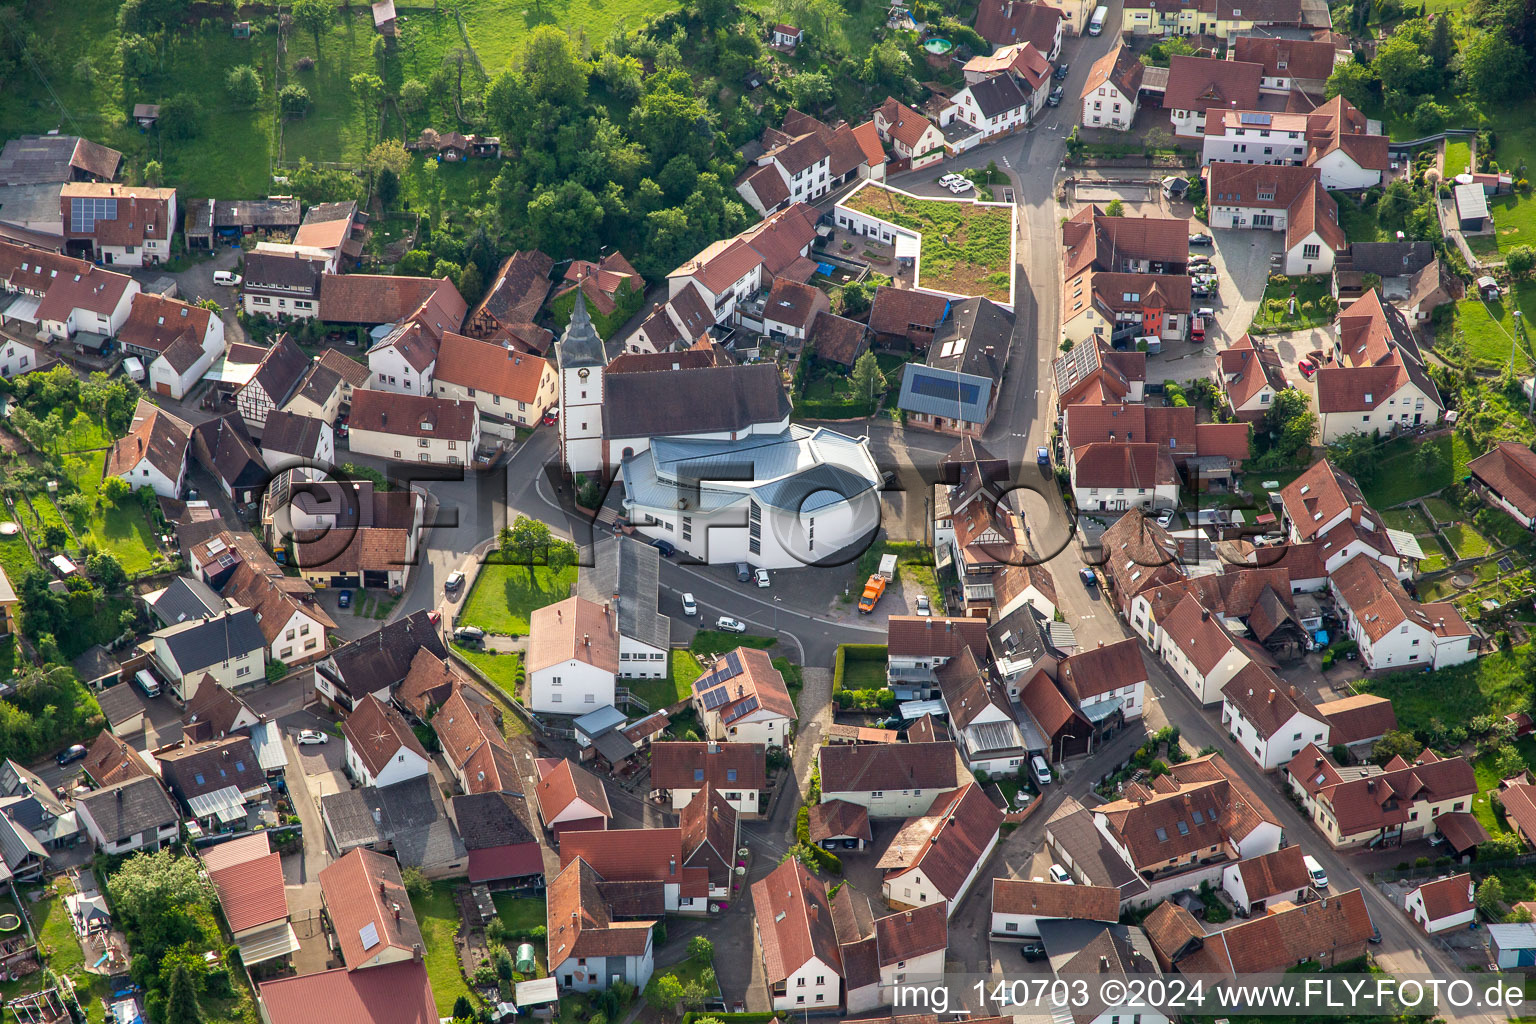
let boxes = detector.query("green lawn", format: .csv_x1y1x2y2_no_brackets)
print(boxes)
840,184,1013,303
68,452,163,575
411,882,477,1017
491,894,547,933
1360,433,1476,509
0,533,38,584
627,650,705,711
1424,496,1460,523
1358,643,1536,737
855,540,942,607
1445,140,1472,178
1381,507,1432,534
690,631,775,657
58,410,114,452
448,644,530,736
1442,523,1494,560
1450,285,1536,368
1250,275,1332,332
842,657,887,690
1333,194,1388,244
1416,535,1452,573
460,564,577,635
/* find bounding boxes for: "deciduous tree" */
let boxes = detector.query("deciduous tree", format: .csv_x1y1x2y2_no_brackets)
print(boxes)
292,0,333,55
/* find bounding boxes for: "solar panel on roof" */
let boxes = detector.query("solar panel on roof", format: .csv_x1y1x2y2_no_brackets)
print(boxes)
910,374,982,404
1239,113,1271,125
724,651,743,676
701,687,730,710
723,695,759,724
359,922,379,951
1499,555,1515,572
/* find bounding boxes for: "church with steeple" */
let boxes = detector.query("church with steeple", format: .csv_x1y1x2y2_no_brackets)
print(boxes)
555,290,609,474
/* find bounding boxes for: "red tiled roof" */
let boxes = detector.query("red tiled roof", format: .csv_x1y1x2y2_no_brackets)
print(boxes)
1331,553,1472,643
534,758,613,825
992,878,1119,921
1235,846,1310,902
340,694,427,780
650,741,766,792
559,827,707,897
547,858,655,962
1315,694,1396,745
887,615,990,660
1082,43,1145,102
1470,442,1536,520
819,742,962,795
1218,887,1373,973
751,857,842,983
434,332,552,402
1413,873,1474,924
1058,638,1146,703
875,98,936,152
874,902,948,965
807,799,872,842
1231,36,1339,80
1220,662,1322,739
876,783,1003,900
258,961,436,1024
319,848,425,968
973,0,1062,49
348,390,477,441
210,850,288,933
529,596,620,675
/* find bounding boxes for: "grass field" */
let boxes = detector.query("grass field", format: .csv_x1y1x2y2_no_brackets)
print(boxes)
841,185,1013,303
1359,643,1535,737
1333,194,1388,243
1450,283,1536,368
69,452,163,575
1444,140,1471,178
691,630,775,657
460,564,577,635
1250,275,1332,332
1360,433,1476,509
0,533,38,583
841,657,887,689
1416,536,1451,573
627,650,705,711
412,882,476,1017
1381,507,1432,534
0,0,681,199
58,410,114,452
1424,496,1460,522
1442,523,1494,560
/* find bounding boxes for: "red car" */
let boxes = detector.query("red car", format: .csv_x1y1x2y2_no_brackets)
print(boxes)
1298,359,1317,379
427,610,441,625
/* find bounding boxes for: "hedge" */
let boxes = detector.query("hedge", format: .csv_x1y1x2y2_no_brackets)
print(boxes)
804,844,843,875
833,643,888,692
796,805,811,845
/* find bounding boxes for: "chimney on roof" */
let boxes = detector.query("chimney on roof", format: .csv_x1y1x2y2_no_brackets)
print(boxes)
1201,608,1210,621
583,633,590,647
1349,501,1362,524
413,943,423,962
1267,689,1276,703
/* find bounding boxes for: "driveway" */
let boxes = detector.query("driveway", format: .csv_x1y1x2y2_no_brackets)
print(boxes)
132,245,248,345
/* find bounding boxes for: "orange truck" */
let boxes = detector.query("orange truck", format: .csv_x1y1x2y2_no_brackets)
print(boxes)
857,555,898,614
857,574,887,613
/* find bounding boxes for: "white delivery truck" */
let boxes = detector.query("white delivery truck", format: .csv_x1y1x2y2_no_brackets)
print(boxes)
1089,5,1108,34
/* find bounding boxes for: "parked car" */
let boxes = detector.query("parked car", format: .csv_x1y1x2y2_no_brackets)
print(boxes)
542,405,560,426
1020,943,1047,961
1037,446,1051,466
916,594,932,617
1188,254,1212,267
716,616,747,633
1369,924,1382,944
212,270,243,287
454,625,486,644
1426,831,1446,847
1189,233,1213,246
445,570,465,593
1079,567,1097,588
735,562,752,583
1047,86,1064,106
297,730,329,746
337,589,352,608
946,179,973,194
1053,62,1070,80
939,173,966,186
1049,864,1073,884
1298,359,1318,380
651,538,676,557
1156,508,1175,528
427,610,441,625
682,593,698,616
56,744,87,766
755,568,771,588
1304,854,1329,890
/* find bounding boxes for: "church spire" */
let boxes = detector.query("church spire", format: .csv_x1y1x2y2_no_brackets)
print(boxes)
556,285,607,370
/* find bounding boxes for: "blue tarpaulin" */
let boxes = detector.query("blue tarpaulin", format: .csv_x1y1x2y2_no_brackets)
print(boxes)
817,261,835,276
1313,630,1329,645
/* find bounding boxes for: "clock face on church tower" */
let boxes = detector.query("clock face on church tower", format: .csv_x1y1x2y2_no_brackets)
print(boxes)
577,368,590,379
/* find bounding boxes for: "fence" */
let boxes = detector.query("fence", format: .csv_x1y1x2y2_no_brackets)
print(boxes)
1370,849,1536,884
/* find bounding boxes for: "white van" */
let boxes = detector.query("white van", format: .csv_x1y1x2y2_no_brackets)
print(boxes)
1031,755,1053,786
1304,854,1328,890
134,669,162,698
212,270,243,287
1088,5,1108,34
